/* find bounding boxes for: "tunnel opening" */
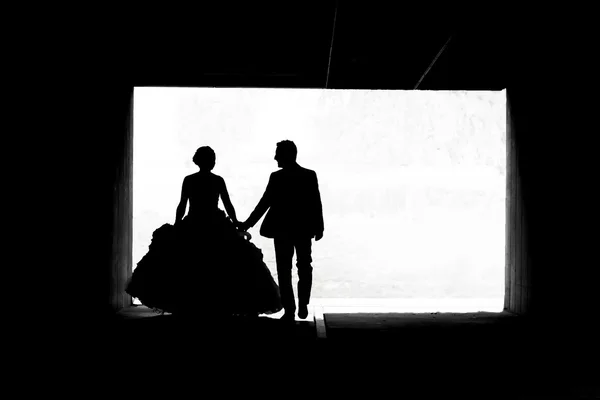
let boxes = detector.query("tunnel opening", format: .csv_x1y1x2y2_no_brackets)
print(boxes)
129,87,507,316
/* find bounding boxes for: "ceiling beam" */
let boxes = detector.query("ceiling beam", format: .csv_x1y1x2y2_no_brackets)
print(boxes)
414,34,453,89
325,0,339,88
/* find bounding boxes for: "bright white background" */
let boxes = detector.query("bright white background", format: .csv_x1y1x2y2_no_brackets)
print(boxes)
133,88,506,309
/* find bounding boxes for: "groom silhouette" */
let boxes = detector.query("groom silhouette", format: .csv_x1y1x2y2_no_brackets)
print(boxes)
240,140,324,321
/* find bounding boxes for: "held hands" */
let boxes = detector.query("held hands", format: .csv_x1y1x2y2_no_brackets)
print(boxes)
236,220,250,232
233,218,321,240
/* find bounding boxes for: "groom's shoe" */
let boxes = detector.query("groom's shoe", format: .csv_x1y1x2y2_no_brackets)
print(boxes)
298,304,309,319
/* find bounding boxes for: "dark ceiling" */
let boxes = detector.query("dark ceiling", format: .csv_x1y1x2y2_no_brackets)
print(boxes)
123,3,510,90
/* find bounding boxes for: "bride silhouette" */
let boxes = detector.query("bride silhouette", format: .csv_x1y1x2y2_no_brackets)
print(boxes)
125,146,283,317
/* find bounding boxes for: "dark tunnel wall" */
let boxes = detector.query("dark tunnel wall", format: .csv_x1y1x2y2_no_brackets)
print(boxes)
505,89,531,314
109,90,133,311
99,87,135,313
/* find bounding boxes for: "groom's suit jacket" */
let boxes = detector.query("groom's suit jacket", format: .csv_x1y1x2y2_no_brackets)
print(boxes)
246,164,324,239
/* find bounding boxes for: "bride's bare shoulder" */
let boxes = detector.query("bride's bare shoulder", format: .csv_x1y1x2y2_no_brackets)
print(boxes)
210,172,225,181
185,172,223,186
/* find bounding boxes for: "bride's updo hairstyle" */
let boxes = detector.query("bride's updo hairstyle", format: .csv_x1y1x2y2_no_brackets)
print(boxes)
193,146,216,171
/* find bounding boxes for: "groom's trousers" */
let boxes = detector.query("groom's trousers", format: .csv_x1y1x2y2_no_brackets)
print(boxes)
274,236,313,313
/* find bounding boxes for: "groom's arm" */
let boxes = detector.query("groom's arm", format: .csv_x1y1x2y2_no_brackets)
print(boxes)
245,173,275,228
313,171,324,239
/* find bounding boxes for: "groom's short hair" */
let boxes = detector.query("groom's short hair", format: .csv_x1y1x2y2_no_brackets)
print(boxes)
276,140,297,161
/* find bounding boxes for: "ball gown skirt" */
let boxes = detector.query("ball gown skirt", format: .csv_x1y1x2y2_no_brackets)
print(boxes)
126,209,283,317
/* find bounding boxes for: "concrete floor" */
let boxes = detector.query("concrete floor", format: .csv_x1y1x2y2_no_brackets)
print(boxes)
109,306,598,398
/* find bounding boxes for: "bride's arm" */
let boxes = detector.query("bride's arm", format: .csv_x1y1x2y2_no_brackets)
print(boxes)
175,178,189,224
219,177,238,224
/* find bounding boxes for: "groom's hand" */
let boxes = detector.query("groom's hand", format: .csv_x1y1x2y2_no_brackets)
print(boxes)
315,231,323,241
